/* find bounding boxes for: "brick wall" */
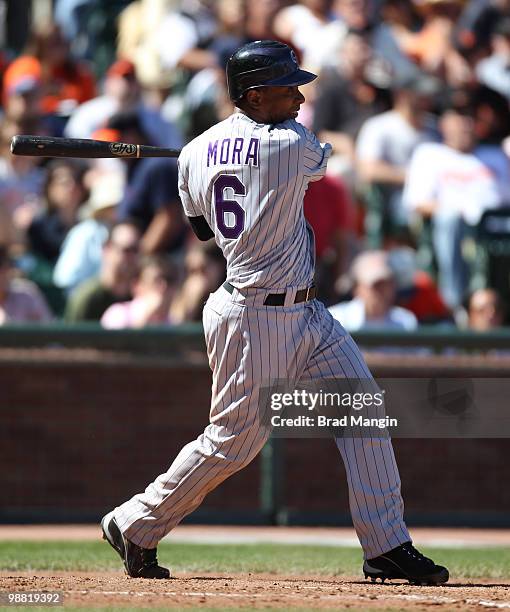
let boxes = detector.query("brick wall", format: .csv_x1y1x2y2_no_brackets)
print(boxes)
282,438,510,524
1,350,509,525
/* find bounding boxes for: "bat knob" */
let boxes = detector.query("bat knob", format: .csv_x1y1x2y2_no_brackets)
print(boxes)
10,135,42,156
10,135,19,155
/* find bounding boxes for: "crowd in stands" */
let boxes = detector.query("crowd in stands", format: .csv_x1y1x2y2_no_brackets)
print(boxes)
1,0,510,333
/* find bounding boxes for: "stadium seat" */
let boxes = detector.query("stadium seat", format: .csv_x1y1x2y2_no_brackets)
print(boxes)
474,207,510,304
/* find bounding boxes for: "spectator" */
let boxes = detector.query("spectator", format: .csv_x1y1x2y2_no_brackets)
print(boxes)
157,0,243,140
355,72,439,231
403,102,510,308
466,287,505,331
53,171,124,293
388,246,452,324
476,17,510,101
453,0,508,62
27,159,88,264
55,0,133,77
171,240,226,323
312,0,419,78
303,174,356,304
156,0,218,75
0,117,46,250
117,0,181,91
54,0,98,45
470,85,510,146
244,0,287,41
119,0,241,87
329,249,418,331
63,58,139,139
2,57,44,123
0,245,52,324
64,58,181,149
176,0,252,138
313,31,391,181
209,0,246,65
403,0,473,86
273,0,335,67
110,111,187,255
381,0,424,59
24,21,96,116
161,0,286,140
101,254,179,328
64,220,141,322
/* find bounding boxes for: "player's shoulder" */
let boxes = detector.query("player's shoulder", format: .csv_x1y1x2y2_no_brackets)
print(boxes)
278,119,313,139
270,120,320,150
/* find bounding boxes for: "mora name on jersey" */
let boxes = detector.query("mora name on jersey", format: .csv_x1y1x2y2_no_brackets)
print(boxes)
207,137,260,168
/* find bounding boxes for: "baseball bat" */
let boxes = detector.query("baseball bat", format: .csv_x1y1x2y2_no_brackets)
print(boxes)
10,135,181,159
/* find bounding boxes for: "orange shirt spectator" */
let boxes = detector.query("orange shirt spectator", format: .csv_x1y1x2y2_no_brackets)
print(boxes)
2,56,42,108
40,60,96,115
400,0,472,86
4,23,96,116
3,54,95,115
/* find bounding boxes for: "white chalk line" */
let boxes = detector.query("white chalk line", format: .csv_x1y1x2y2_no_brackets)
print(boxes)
161,533,510,549
65,588,510,608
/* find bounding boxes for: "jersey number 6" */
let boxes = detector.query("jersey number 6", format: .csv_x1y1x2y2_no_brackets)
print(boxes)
213,174,246,239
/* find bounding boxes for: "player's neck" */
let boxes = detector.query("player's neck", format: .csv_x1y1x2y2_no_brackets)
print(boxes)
236,107,269,124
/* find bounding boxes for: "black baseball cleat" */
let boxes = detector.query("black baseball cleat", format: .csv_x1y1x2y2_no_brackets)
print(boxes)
363,542,449,585
101,511,170,579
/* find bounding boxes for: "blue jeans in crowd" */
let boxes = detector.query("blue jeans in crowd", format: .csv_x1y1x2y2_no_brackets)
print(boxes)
432,209,469,310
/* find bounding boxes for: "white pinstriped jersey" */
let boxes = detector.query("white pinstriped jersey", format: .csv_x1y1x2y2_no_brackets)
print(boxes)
178,112,332,290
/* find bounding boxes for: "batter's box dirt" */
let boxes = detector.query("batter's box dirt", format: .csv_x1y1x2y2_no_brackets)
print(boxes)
1,572,510,610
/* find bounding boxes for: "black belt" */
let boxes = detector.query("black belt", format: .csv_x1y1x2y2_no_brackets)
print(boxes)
223,282,317,306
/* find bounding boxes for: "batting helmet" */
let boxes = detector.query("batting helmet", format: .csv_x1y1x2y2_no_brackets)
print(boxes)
226,40,317,102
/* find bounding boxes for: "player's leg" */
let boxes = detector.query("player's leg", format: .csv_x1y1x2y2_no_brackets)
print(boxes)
300,301,448,583
301,300,409,558
111,289,314,551
112,291,267,549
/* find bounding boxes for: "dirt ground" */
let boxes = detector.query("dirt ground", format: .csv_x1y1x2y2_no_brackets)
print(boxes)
1,571,510,610
2,526,510,610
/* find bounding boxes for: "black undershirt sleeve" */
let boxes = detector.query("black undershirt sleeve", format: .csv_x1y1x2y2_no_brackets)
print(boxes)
187,215,214,241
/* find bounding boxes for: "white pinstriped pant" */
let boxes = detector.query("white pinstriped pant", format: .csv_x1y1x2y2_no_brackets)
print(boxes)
115,285,410,558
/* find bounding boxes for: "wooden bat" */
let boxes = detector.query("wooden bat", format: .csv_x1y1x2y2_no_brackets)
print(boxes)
10,135,181,159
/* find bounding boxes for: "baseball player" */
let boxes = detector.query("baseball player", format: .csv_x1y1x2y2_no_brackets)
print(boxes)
101,40,449,585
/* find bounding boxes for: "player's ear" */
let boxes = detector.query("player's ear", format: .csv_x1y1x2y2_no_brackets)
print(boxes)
245,88,263,109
